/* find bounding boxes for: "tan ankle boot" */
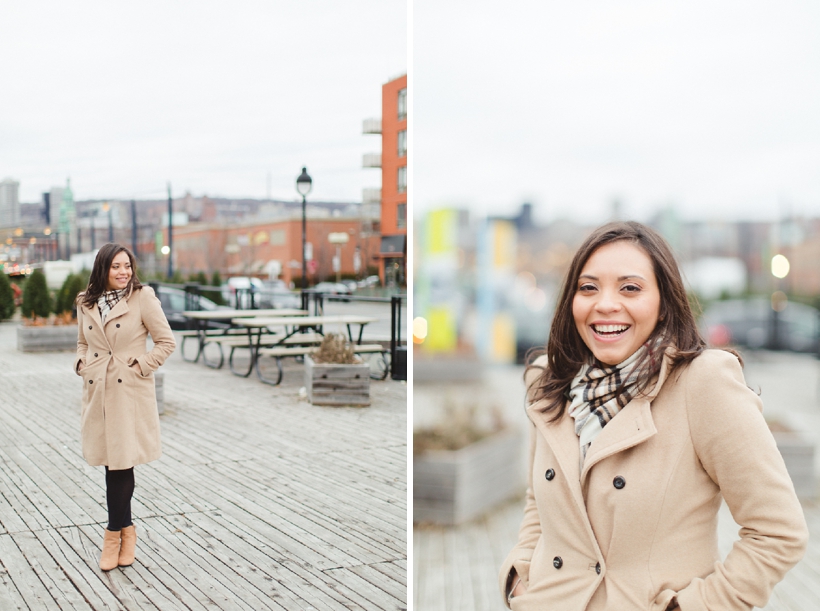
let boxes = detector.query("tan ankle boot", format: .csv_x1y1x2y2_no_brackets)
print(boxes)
99,529,121,571
118,525,136,566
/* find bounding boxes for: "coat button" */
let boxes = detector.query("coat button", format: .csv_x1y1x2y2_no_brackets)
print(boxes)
613,476,626,489
88,380,93,384
116,323,120,328
595,562,601,574
553,556,563,569
118,379,122,383
94,353,98,357
545,469,555,481
109,352,112,355
88,325,92,330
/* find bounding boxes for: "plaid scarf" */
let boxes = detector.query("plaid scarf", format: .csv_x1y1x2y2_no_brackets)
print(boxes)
568,345,648,467
97,289,127,323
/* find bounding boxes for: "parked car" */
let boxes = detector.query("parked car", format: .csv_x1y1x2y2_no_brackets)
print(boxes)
257,280,301,309
312,282,352,301
700,298,819,353
340,279,358,293
357,275,380,288
155,285,225,330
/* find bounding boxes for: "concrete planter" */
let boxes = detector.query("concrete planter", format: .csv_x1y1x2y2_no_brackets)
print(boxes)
17,324,77,352
414,428,524,525
305,355,370,407
772,431,816,499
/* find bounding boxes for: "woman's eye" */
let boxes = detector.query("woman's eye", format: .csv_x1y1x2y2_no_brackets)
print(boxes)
622,284,641,293
578,284,596,292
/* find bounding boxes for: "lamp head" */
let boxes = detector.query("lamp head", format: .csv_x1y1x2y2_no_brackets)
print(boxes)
296,167,312,197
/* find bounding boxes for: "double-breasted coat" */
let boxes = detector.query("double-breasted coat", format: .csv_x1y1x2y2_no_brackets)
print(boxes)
74,286,176,471
500,349,808,611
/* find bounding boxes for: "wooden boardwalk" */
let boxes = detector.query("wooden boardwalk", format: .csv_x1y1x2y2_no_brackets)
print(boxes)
0,320,407,610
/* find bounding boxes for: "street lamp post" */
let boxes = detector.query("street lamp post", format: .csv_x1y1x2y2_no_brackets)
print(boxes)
770,254,790,350
296,167,313,291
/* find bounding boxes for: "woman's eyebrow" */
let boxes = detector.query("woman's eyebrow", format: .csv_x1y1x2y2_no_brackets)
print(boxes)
578,273,646,281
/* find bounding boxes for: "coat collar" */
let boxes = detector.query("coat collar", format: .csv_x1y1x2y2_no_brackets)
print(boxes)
80,288,134,328
104,294,130,326
528,351,675,489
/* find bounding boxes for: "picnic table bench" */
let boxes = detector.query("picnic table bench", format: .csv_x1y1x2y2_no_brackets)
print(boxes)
180,308,307,363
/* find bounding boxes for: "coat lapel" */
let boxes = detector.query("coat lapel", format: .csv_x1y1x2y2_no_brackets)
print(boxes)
83,302,103,328
527,400,586,517
580,352,674,484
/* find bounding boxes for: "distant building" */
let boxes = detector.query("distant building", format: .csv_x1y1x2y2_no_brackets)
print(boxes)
0,178,20,228
167,216,380,285
363,74,407,286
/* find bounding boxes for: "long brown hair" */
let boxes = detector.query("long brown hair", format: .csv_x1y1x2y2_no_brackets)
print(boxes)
79,243,143,308
526,221,706,420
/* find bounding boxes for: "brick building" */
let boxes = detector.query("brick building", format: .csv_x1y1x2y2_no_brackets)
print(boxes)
165,217,379,286
363,74,407,286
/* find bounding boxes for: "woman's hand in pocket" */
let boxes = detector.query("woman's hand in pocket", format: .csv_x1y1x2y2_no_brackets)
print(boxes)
130,362,142,374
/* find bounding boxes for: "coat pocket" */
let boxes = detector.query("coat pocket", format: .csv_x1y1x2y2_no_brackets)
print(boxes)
651,589,677,611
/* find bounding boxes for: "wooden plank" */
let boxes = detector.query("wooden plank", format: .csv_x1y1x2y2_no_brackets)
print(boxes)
0,561,28,611
0,533,56,609
347,561,407,606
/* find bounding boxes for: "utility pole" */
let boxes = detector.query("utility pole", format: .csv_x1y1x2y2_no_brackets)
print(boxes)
131,200,137,258
167,183,173,280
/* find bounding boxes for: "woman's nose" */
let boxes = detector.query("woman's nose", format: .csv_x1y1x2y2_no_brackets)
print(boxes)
594,291,621,313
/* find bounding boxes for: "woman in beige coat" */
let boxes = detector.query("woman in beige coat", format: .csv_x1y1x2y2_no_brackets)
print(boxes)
501,222,808,611
74,243,176,571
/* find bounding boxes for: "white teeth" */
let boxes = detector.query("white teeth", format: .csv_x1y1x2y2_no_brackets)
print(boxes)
593,324,629,334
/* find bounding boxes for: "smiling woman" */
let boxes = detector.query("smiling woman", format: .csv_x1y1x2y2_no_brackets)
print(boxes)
500,221,808,611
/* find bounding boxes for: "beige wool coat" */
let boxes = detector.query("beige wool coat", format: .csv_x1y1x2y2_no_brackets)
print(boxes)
500,349,808,611
74,286,176,470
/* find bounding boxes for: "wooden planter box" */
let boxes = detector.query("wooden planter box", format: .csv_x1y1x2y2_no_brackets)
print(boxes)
17,324,77,352
414,428,524,525
772,431,816,499
304,355,370,407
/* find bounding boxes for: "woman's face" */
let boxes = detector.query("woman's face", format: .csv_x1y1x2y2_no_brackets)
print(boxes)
572,240,661,366
106,251,132,291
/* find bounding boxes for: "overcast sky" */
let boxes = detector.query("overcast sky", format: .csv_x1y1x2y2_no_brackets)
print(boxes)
414,1,820,223
1,1,406,204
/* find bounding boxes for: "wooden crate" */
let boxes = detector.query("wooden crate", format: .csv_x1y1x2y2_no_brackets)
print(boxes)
414,428,524,525
304,355,370,407
17,324,78,352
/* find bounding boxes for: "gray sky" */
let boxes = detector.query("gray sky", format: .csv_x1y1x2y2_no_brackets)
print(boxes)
414,1,820,223
1,0,406,204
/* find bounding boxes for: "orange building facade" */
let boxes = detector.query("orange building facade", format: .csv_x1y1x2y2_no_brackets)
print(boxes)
379,74,407,284
165,217,380,286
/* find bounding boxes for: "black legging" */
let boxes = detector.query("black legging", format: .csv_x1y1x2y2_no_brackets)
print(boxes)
105,467,134,531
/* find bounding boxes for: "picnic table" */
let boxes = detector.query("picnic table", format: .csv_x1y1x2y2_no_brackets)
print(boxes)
180,308,307,364
229,314,382,385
